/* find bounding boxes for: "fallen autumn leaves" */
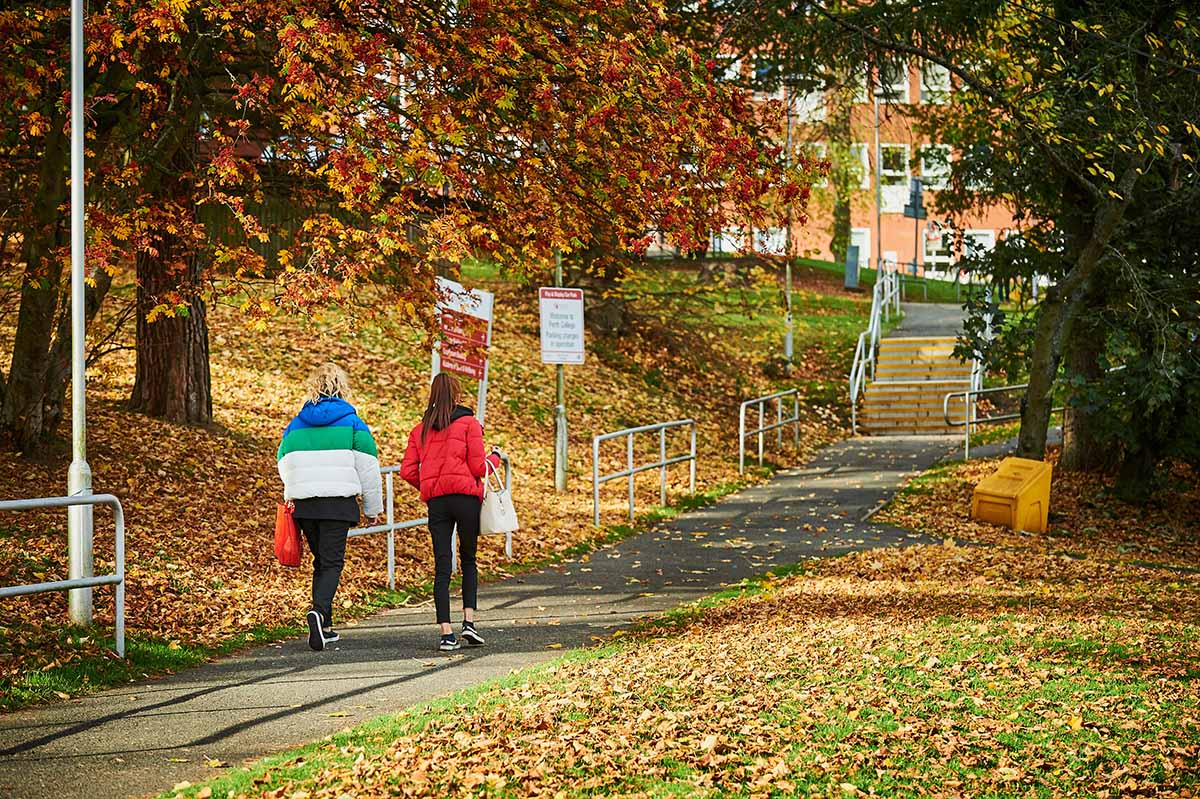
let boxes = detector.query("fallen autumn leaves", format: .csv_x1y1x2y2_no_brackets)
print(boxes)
170,541,1200,799
0,267,861,706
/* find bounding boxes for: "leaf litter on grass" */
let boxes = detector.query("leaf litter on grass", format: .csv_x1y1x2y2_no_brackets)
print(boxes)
173,542,1200,799
0,268,865,704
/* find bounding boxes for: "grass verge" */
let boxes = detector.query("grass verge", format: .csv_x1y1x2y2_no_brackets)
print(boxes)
161,540,1200,799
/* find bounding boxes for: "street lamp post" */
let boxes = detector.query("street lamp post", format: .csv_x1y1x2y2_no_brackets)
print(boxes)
67,0,94,626
873,83,883,279
783,85,793,365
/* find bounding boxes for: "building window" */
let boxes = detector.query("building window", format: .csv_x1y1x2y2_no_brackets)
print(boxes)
924,231,954,273
964,229,996,258
879,59,910,103
791,87,825,122
920,62,951,104
850,143,870,189
920,144,952,190
880,144,909,212
754,59,785,101
849,228,871,268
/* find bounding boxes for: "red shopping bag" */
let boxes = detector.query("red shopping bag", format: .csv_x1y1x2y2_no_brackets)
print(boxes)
274,502,302,567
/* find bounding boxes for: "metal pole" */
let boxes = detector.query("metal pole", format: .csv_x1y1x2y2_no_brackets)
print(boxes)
793,394,800,449
873,87,882,286
738,404,746,475
503,457,513,557
783,85,794,365
626,432,635,522
757,402,764,466
553,251,568,492
688,423,696,493
659,427,666,506
385,473,395,591
592,436,601,528
776,397,782,448
67,0,93,627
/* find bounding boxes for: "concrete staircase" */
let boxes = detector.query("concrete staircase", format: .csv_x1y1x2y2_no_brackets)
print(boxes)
860,337,971,435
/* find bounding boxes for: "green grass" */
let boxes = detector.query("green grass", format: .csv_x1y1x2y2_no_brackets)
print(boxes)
4,462,753,713
159,564,1199,799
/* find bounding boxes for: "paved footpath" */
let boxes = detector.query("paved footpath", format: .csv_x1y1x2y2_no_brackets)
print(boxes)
0,435,961,799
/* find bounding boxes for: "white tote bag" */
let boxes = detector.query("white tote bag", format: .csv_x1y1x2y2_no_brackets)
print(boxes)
480,460,519,535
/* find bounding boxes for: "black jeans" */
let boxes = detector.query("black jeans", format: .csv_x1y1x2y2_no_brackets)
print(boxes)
428,494,481,625
297,518,350,628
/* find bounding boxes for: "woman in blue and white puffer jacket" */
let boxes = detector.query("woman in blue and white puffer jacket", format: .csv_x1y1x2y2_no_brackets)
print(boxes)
278,362,383,651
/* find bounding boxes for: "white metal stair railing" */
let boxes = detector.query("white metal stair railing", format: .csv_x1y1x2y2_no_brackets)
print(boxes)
848,267,901,434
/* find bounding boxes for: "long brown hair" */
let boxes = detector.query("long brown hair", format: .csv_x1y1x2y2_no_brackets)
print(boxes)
421,372,462,443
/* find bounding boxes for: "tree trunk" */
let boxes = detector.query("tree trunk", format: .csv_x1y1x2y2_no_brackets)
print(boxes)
1016,156,1146,459
129,250,213,424
830,198,851,265
1058,287,1110,471
0,118,69,451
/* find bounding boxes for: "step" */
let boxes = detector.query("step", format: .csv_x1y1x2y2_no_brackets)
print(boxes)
865,399,969,411
880,336,959,344
876,354,966,365
860,426,962,436
874,367,973,379
862,410,967,423
866,381,970,395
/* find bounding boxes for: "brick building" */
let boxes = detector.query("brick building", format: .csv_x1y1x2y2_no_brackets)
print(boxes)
697,60,1019,278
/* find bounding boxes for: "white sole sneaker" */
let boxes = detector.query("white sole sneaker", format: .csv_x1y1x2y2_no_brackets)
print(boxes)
439,637,461,651
461,628,485,646
307,610,324,652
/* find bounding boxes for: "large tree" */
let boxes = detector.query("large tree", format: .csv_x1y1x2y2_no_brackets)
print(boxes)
682,0,1200,485
0,0,813,449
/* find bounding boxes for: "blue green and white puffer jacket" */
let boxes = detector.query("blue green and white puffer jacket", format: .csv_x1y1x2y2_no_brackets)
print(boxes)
277,397,384,517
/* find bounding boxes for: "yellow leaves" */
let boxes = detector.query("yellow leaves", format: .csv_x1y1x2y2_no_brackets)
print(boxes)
1068,714,1084,732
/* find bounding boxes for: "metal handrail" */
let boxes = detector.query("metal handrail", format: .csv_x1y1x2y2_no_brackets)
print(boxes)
592,419,697,527
738,389,801,473
0,494,125,657
848,268,901,433
348,455,512,586
943,384,1064,460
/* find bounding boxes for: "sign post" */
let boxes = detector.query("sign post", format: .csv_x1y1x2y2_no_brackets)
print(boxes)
433,276,495,425
540,265,585,492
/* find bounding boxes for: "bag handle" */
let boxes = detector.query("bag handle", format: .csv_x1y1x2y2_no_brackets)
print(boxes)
484,459,505,495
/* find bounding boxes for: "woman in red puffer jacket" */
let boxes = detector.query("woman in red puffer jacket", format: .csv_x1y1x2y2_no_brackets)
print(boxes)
401,373,500,652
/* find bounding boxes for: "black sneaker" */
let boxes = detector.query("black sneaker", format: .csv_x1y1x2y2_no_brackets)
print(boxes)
322,629,340,646
461,622,485,647
307,610,324,652
439,633,461,651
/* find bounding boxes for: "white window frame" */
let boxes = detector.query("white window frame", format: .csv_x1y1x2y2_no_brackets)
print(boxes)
850,143,870,189
879,143,910,214
923,231,954,272
920,144,952,190
879,59,910,104
849,228,871,268
853,69,870,104
920,62,951,104
791,87,826,122
753,58,785,101
880,144,910,186
964,229,996,259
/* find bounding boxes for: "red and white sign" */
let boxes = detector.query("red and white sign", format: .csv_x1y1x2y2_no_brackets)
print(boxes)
539,287,585,365
434,277,494,381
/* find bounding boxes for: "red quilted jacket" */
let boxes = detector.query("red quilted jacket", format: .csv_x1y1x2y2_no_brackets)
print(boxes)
400,406,498,502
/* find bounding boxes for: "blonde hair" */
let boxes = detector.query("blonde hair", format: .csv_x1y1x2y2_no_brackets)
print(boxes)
302,362,352,407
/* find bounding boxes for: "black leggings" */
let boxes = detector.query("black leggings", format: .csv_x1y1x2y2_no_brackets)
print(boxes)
297,518,351,627
428,494,481,625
